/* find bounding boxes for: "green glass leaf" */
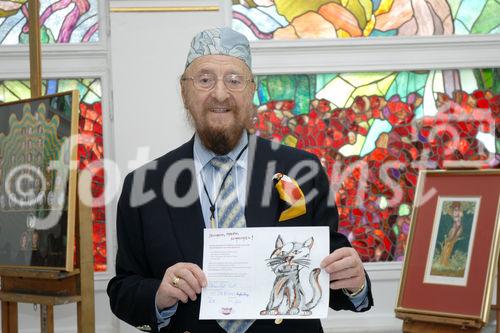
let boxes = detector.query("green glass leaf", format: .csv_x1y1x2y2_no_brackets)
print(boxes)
255,76,271,105
343,0,367,29
474,68,500,92
19,31,28,44
474,69,491,90
253,90,260,106
1,80,30,101
386,71,429,102
471,0,500,34
19,25,57,44
294,75,315,115
40,25,55,44
359,0,373,22
260,74,315,115
455,0,487,32
392,224,399,237
267,75,296,101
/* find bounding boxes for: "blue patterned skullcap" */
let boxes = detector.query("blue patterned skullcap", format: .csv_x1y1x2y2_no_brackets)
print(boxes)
185,27,252,69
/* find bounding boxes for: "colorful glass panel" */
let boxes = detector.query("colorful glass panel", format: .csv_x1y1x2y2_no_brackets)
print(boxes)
253,68,500,262
0,78,106,271
0,0,99,45
233,0,500,40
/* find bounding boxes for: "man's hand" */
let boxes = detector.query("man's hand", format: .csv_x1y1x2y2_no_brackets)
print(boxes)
156,263,207,310
320,247,365,293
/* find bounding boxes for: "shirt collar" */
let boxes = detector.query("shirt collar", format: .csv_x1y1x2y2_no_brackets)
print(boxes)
193,131,248,169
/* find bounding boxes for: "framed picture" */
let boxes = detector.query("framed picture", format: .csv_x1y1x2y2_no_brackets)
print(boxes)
396,170,500,327
0,91,79,271
396,169,500,327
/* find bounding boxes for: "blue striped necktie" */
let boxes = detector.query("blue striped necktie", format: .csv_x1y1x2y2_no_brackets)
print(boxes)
209,156,254,333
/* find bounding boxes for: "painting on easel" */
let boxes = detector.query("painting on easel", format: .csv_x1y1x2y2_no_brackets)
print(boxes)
424,197,480,286
0,91,79,271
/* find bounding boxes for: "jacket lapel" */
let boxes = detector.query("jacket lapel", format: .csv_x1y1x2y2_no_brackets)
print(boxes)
167,137,205,266
245,136,280,228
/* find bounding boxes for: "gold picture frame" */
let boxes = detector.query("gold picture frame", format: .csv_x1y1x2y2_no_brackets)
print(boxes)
0,91,79,271
395,169,500,328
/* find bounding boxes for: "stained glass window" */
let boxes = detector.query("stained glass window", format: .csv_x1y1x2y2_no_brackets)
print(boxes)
0,0,99,45
253,68,500,262
233,0,500,40
0,78,107,271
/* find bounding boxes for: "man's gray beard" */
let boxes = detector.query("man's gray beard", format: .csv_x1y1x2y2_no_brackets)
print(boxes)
199,129,243,155
186,111,245,155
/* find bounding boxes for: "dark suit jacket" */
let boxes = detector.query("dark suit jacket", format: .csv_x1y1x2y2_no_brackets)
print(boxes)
107,135,373,333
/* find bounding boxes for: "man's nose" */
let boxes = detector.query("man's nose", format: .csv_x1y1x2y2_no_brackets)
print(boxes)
211,78,230,102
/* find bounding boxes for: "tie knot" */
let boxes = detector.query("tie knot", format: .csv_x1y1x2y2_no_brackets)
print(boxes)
209,156,233,173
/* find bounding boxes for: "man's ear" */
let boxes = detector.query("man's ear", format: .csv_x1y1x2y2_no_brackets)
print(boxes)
244,78,256,107
245,105,258,133
248,77,256,95
180,79,189,109
244,79,257,132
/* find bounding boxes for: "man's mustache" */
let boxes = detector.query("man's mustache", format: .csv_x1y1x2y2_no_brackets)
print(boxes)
205,99,236,110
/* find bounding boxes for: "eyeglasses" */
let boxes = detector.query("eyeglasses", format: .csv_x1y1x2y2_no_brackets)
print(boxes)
181,73,253,92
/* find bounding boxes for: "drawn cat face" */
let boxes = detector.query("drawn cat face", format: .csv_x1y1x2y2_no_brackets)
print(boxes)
266,236,313,274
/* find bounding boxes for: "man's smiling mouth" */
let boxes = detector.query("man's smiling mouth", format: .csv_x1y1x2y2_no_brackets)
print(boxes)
211,108,230,113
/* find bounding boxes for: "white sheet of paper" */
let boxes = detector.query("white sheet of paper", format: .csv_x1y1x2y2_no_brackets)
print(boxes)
200,226,330,320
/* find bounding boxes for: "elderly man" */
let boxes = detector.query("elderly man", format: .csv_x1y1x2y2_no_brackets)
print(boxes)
107,27,373,333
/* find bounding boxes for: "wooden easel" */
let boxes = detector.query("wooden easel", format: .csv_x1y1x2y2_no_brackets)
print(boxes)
399,313,482,332
397,256,500,332
0,196,95,333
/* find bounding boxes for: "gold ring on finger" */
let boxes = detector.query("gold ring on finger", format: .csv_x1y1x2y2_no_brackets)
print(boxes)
172,276,180,288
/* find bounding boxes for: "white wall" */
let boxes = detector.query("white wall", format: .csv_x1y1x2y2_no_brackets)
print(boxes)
110,0,233,173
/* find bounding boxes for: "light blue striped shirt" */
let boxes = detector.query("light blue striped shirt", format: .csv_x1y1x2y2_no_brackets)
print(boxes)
193,133,249,227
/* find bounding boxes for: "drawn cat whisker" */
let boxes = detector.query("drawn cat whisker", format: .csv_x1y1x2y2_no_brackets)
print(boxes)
294,263,310,268
265,259,282,266
293,259,311,263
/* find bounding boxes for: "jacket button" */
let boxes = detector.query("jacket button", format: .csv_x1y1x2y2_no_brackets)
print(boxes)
275,318,283,324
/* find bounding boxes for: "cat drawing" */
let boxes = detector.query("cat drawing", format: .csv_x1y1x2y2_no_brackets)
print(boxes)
260,235,322,316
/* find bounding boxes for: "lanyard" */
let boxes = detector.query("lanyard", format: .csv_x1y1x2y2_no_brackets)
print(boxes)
201,144,248,229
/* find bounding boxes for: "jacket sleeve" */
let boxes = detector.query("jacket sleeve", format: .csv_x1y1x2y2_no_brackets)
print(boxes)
310,157,374,312
107,173,163,332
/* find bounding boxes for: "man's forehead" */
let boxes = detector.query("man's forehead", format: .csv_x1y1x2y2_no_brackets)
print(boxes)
186,55,251,74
